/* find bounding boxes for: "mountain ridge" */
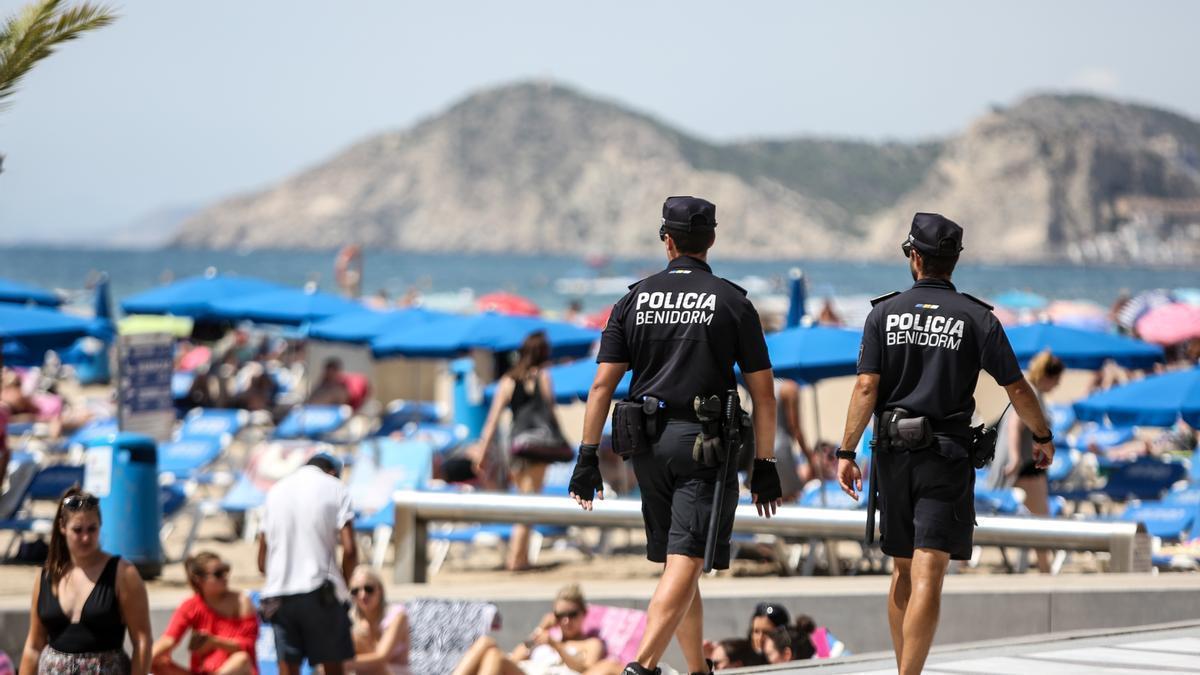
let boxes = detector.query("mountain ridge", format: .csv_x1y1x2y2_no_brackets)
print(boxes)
174,81,1200,264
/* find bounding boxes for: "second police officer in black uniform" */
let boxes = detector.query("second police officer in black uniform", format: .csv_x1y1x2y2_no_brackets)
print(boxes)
569,196,783,675
836,213,1056,675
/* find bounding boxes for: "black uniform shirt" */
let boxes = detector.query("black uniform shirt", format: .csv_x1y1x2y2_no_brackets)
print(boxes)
858,278,1022,458
597,255,772,419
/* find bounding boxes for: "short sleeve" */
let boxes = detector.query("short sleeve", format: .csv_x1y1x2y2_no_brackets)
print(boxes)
163,596,197,640
335,484,355,529
857,308,883,374
735,300,771,374
981,318,1023,386
596,293,632,364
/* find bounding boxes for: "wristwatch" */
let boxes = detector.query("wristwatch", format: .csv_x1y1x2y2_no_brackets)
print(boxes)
835,448,857,460
1031,431,1054,444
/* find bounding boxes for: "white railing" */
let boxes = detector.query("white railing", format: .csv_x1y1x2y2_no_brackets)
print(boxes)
389,490,1142,583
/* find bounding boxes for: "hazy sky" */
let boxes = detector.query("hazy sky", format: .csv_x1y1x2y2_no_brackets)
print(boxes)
2,0,1198,243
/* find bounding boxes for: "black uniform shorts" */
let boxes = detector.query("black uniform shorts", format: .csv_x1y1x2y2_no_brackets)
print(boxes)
632,420,739,569
877,447,974,561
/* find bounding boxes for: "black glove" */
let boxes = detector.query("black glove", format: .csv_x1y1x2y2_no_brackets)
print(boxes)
569,443,603,501
750,458,783,504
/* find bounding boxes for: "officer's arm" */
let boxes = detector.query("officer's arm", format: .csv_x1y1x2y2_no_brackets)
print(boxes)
743,368,777,459
1004,379,1052,439
581,362,628,445
840,373,879,452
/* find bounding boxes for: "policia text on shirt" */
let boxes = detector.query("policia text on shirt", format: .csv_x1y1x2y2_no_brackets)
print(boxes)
568,196,783,675
836,212,1055,675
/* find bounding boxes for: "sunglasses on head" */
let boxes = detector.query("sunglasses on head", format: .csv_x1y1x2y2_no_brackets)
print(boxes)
753,602,790,625
351,584,377,597
554,608,582,621
63,495,99,511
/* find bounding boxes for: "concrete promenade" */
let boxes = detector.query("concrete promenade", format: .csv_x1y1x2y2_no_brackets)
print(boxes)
2,572,1198,670
741,619,1200,673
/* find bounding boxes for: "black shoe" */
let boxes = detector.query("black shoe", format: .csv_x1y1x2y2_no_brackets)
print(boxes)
622,663,661,675
689,658,716,675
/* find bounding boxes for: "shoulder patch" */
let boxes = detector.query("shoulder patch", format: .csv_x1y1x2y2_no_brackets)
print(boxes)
870,291,900,307
719,277,749,296
960,292,994,310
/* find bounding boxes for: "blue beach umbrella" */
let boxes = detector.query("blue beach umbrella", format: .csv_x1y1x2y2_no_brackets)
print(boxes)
1004,323,1164,370
764,325,863,383
0,305,91,365
208,287,364,326
308,307,447,344
371,313,599,360
0,277,61,307
1074,366,1200,427
120,273,285,319
550,358,631,403
785,269,807,329
992,290,1048,311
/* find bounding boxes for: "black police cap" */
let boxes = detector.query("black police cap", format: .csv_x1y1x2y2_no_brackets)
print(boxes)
904,212,963,257
662,196,717,232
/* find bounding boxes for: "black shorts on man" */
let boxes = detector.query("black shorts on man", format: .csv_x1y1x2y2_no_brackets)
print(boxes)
876,444,974,561
632,420,739,569
269,584,356,665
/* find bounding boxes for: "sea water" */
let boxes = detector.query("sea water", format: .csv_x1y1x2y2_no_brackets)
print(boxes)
3,246,1197,323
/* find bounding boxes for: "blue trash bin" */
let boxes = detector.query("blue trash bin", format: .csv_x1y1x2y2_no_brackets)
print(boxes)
451,358,487,440
83,433,163,578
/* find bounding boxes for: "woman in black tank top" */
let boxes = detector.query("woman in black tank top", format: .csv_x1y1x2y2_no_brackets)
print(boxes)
466,331,562,570
20,487,153,675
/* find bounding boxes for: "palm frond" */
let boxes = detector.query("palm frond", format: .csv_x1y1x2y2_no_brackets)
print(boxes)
0,0,117,109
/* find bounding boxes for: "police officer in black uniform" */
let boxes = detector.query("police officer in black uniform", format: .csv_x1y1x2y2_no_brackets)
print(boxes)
836,213,1055,675
569,196,783,675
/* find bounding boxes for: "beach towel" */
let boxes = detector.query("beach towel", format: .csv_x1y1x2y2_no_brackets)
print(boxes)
404,599,499,674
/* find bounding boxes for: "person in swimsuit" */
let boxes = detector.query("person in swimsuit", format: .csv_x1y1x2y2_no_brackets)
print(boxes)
152,551,258,674
452,584,604,675
467,331,562,570
20,487,152,674
347,565,410,674
1004,350,1064,573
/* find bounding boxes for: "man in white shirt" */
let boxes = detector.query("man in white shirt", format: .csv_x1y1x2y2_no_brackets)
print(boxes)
257,453,358,674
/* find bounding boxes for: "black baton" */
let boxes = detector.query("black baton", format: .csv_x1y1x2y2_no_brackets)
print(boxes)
704,389,740,573
865,416,885,545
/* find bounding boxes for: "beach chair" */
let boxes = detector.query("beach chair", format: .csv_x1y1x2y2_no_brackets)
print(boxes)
374,399,443,436
63,418,118,453
349,438,437,567
404,598,500,674
393,421,469,454
215,440,327,542
1099,457,1187,503
582,605,647,666
272,404,351,441
1120,501,1195,542
158,408,248,484
0,463,84,556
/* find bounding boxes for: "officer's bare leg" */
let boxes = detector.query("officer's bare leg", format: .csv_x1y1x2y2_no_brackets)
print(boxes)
634,554,704,669
887,556,912,670
507,461,549,570
673,581,707,673
899,547,950,675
